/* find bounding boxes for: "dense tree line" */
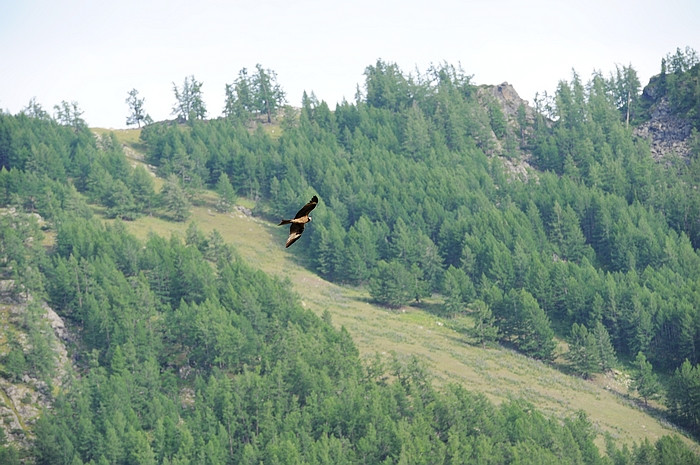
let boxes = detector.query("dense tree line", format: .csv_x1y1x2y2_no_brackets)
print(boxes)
138,56,700,432
1,51,700,461
0,204,694,464
139,59,699,365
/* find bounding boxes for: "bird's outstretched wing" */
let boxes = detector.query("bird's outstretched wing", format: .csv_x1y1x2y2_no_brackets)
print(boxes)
286,223,305,248
294,195,318,219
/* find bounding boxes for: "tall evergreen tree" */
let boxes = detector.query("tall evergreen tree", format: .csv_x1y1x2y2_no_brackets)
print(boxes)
171,75,207,122
252,64,285,123
667,359,700,432
160,173,191,221
566,323,601,378
369,260,416,309
632,352,661,405
593,320,617,372
223,68,254,121
215,172,236,213
470,299,499,348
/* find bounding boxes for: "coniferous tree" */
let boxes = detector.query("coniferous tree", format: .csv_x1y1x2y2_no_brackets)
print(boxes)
105,179,138,220
667,359,700,433
403,102,431,158
252,64,285,123
53,100,86,130
22,97,50,120
442,266,472,316
172,75,206,122
160,173,191,221
223,68,254,121
125,88,152,128
515,289,557,361
369,260,415,309
215,172,236,213
566,323,601,378
632,351,661,405
593,320,617,372
128,165,156,214
470,299,499,348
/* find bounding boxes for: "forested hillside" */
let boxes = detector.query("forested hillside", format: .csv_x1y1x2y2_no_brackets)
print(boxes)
0,50,699,464
140,59,700,366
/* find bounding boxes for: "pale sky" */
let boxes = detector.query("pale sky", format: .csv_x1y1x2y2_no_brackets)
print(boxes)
1,0,698,129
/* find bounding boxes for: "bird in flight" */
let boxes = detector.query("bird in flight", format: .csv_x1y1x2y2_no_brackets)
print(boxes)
279,195,318,248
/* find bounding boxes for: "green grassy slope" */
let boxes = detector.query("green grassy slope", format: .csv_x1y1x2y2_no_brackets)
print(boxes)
109,128,697,452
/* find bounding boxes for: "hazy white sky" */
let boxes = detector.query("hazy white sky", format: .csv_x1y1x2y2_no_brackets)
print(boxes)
1,0,698,128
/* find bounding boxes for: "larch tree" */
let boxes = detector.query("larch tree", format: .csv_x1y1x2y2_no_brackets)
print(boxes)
125,88,152,128
632,351,661,405
172,75,207,122
252,64,285,123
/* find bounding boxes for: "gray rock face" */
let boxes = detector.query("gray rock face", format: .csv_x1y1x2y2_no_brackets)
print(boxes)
634,97,693,161
0,289,74,449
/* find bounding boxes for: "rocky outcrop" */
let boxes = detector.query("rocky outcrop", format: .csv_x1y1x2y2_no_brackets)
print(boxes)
0,287,74,450
482,82,537,130
477,82,540,181
634,96,693,161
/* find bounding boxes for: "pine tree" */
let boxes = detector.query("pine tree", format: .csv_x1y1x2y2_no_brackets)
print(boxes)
215,173,236,213
160,174,191,221
517,289,557,361
566,323,600,378
667,359,700,431
252,64,285,123
403,102,431,158
171,75,206,122
593,321,617,372
632,352,660,405
369,260,415,309
129,166,156,214
470,300,499,348
223,68,254,121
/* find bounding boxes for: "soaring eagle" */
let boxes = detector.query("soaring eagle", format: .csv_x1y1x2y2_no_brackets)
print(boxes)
278,195,318,248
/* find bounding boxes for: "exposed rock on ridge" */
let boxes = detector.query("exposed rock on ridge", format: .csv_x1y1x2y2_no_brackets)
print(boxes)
634,96,693,161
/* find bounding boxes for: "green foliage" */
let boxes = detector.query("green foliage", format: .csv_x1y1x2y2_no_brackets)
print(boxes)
632,352,661,405
160,173,191,221
593,320,618,372
369,259,417,308
668,359,700,432
469,299,499,348
171,75,207,122
224,64,286,123
497,288,557,361
224,68,254,121
252,64,286,123
2,338,27,381
566,323,601,378
2,57,700,461
125,88,152,128
215,172,236,213
0,113,156,221
53,100,86,130
133,58,700,381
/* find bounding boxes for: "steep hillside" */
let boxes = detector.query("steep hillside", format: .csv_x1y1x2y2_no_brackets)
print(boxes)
2,54,700,462
634,79,694,161
0,209,74,461
112,131,697,451
119,186,696,449
633,47,699,162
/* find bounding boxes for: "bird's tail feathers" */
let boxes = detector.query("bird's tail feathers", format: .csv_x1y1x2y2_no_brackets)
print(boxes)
279,219,291,225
